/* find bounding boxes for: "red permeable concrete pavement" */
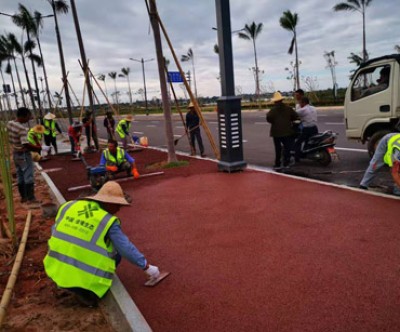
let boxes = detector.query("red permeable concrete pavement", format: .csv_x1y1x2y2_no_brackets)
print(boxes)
41,150,400,332
118,171,400,332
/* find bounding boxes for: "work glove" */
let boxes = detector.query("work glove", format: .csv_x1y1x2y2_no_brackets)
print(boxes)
132,167,140,179
144,264,160,279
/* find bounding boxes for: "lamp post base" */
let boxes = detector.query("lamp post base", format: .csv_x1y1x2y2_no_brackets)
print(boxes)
218,160,247,173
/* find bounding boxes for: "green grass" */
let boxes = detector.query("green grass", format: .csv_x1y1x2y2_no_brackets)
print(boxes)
162,160,189,169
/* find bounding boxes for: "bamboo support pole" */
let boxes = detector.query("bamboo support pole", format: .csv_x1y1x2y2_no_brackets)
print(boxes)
153,10,220,159
0,211,32,328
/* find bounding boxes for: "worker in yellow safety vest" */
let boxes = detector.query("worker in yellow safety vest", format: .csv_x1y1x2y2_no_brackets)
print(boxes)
360,133,400,196
99,139,140,178
27,125,45,162
41,112,62,154
116,114,133,150
43,181,161,307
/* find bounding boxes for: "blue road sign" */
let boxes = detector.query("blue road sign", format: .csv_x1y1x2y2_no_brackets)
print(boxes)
167,71,183,83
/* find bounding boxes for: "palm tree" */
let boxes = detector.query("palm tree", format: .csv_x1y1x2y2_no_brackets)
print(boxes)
333,0,373,63
348,52,363,78
12,4,42,116
33,11,53,109
108,72,118,105
238,22,263,98
118,67,132,105
181,48,198,98
47,0,72,123
0,33,26,107
395,45,400,53
97,74,108,98
279,11,300,90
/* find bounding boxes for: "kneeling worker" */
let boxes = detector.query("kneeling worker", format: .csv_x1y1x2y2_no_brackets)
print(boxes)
27,124,45,162
100,139,140,178
43,181,161,307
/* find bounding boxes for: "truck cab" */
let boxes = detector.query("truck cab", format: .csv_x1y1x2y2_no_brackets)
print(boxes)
344,54,400,156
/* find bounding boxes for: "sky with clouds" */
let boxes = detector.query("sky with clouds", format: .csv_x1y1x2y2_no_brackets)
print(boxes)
0,0,399,105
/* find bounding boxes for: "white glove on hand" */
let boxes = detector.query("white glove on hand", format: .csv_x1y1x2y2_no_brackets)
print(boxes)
144,264,160,279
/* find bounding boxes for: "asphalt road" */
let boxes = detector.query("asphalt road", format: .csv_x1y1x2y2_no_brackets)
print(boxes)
59,107,395,194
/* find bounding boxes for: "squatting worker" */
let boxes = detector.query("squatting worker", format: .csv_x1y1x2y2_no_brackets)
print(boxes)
27,124,45,162
266,92,299,169
116,114,133,150
360,132,400,196
7,107,41,204
68,121,83,157
99,139,140,179
43,181,160,307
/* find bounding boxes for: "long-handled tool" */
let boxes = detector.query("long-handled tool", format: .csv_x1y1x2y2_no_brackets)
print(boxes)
174,125,200,146
144,271,170,287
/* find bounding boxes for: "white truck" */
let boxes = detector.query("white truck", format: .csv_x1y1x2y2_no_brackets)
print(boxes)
344,54,400,156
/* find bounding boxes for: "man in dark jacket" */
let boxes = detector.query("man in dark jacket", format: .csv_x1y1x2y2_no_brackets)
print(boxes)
186,102,205,157
266,92,299,169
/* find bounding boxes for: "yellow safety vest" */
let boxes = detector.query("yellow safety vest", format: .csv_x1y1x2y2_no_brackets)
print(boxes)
116,120,130,139
103,147,126,166
27,128,42,146
43,200,119,298
43,119,56,137
384,134,400,167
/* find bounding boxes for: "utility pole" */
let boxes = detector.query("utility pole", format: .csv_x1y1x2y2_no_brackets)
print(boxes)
148,0,177,162
215,0,246,172
130,57,154,116
69,0,94,115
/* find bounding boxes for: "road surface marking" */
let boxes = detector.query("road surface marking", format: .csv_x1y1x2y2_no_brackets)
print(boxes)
336,147,367,153
175,126,184,129
133,131,144,134
209,122,218,125
324,122,344,125
255,122,268,125
242,139,248,143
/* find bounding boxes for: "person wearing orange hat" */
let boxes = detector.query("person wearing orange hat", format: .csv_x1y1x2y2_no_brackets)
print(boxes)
266,92,299,170
43,181,160,307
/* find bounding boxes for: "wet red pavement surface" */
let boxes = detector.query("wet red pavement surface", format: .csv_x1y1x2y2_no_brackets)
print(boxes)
41,148,400,332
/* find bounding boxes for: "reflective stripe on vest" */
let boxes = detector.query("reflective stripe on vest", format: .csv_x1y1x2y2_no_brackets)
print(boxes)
384,134,400,166
116,120,130,138
43,119,56,137
103,147,125,166
47,250,113,280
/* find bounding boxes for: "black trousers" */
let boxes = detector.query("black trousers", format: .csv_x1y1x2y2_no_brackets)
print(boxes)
44,134,58,153
273,136,295,167
189,128,204,154
293,126,318,160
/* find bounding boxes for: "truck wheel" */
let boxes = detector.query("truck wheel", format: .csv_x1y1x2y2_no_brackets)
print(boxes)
367,130,391,158
318,150,332,166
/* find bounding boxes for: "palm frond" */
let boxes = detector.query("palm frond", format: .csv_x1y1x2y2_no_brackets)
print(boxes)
238,32,250,40
181,55,190,62
108,72,117,79
333,3,358,11
214,44,219,54
5,62,12,74
28,53,42,66
54,0,69,14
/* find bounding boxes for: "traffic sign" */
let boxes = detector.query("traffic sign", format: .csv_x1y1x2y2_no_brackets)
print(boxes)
167,71,183,83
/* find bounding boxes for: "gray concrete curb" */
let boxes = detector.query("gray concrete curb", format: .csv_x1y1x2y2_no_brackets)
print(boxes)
36,160,152,332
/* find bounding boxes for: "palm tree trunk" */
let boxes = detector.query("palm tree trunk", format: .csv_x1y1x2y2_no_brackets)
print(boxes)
252,39,260,100
149,0,177,162
127,76,132,105
52,1,73,124
0,68,12,111
21,55,37,115
294,33,300,90
362,8,367,62
192,58,198,99
70,0,95,115
26,32,43,118
36,36,52,109
13,57,26,107
7,61,19,108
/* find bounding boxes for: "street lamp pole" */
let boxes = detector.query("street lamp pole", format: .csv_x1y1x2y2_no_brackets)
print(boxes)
214,0,246,172
130,57,154,116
